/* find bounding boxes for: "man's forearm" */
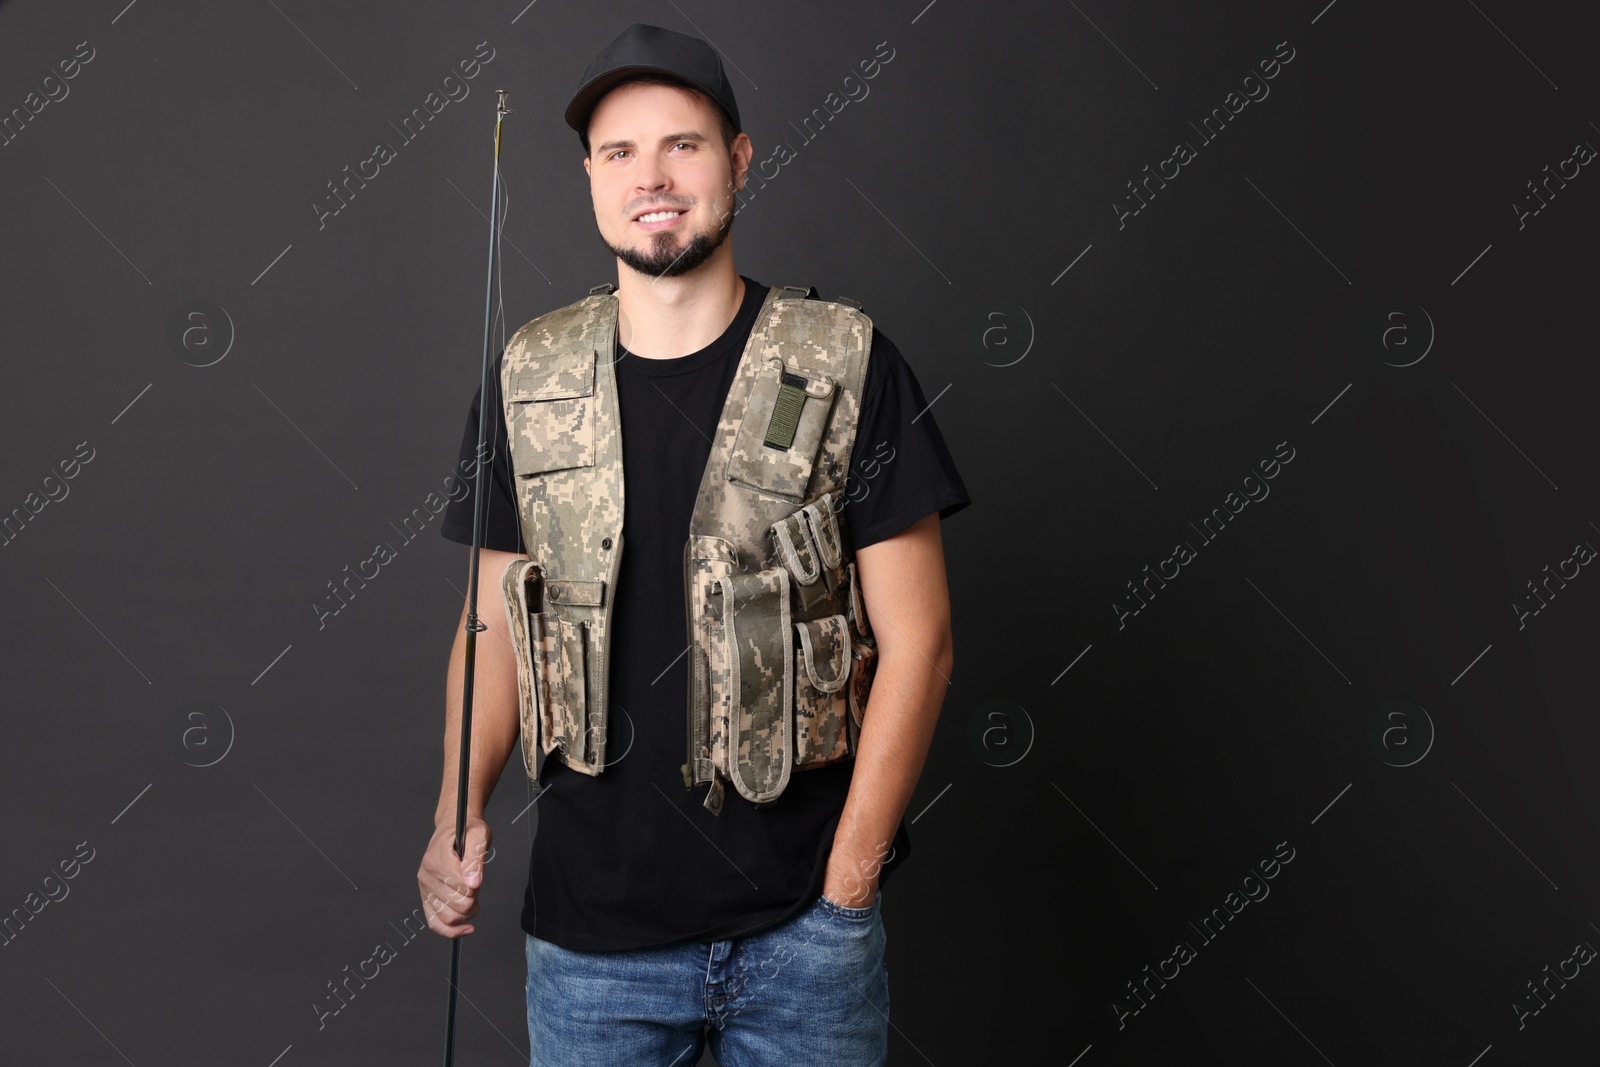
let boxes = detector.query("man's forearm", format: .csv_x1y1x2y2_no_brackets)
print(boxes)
434,619,522,827
830,636,953,893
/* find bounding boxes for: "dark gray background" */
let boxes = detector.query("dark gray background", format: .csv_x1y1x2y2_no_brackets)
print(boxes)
2,0,1596,1063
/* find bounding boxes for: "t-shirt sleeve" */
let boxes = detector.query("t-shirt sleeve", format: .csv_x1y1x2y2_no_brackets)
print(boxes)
439,351,526,554
840,327,972,551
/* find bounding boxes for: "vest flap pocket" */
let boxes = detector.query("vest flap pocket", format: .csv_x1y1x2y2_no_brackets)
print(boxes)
506,350,598,475
717,566,793,803
726,358,836,503
545,577,605,607
794,614,852,770
507,349,596,401
795,615,851,693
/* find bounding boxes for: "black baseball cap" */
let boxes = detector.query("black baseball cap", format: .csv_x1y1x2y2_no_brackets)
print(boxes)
564,23,741,142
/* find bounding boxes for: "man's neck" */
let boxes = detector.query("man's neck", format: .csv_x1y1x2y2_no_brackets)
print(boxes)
614,258,746,360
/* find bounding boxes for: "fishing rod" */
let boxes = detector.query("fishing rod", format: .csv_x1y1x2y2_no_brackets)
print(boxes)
444,86,511,1067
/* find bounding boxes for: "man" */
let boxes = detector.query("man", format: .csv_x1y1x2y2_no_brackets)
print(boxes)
416,22,969,1066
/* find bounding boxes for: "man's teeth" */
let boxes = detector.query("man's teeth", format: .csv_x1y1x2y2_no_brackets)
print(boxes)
637,211,682,222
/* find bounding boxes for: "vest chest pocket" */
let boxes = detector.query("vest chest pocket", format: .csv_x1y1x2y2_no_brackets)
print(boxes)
793,614,853,769
726,358,837,503
506,349,597,476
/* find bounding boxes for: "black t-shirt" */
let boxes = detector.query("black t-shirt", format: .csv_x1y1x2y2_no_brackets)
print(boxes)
440,276,971,951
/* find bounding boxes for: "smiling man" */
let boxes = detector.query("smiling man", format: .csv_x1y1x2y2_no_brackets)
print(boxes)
417,22,970,1067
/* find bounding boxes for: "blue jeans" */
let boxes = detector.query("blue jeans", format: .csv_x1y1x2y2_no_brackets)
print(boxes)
525,891,890,1066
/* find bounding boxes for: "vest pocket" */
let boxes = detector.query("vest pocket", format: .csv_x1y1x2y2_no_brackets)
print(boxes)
556,616,590,765
793,614,853,769
531,611,590,767
771,508,823,586
846,560,871,640
506,349,597,475
704,602,733,787
714,566,794,803
725,357,837,503
501,560,545,783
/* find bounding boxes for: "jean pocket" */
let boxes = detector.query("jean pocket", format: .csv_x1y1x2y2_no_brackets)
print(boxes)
817,891,877,921
506,349,597,476
793,614,852,769
725,357,837,503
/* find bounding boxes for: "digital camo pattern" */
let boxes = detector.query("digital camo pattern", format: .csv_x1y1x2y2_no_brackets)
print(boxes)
686,532,738,792
725,361,835,502
721,567,793,803
500,294,627,778
846,560,872,640
802,496,844,571
501,284,877,805
555,616,589,765
685,286,875,805
771,507,822,585
705,582,733,783
531,612,562,763
794,613,852,767
500,559,544,785
506,355,599,472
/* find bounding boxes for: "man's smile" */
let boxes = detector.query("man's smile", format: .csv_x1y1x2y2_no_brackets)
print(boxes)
634,209,686,231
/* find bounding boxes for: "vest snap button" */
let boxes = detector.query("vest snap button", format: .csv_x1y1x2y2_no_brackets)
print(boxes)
549,585,561,599
601,537,613,549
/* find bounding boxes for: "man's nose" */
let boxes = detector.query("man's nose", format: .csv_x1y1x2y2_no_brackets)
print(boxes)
635,152,670,193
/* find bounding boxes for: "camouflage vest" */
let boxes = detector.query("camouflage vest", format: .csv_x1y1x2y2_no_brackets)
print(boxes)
497,282,878,815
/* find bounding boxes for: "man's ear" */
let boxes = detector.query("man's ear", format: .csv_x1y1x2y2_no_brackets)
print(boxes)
730,133,753,193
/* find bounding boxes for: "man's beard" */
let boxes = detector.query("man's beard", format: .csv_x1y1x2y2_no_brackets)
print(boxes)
603,200,735,278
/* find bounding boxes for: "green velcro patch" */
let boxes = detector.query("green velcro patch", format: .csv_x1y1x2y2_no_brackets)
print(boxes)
763,373,810,450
